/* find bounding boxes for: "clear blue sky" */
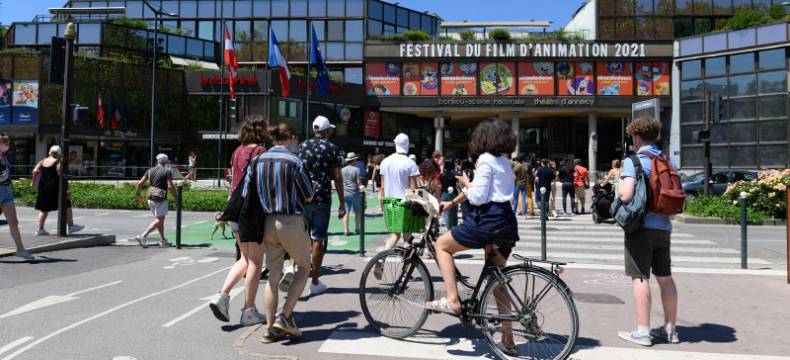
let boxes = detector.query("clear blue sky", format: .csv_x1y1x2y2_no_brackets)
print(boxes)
1,0,585,30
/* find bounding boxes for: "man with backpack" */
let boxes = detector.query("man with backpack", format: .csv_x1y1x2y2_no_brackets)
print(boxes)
616,116,683,347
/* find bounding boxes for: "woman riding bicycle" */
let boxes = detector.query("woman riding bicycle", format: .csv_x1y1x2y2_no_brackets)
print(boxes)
428,118,520,349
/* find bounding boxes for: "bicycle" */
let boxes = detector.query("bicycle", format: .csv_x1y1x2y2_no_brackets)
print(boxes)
359,189,579,360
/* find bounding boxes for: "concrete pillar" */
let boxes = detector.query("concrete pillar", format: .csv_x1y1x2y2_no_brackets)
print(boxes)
588,112,598,180
433,112,444,154
511,111,520,158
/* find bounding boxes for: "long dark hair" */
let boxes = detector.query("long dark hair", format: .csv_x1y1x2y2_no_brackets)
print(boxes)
468,118,516,161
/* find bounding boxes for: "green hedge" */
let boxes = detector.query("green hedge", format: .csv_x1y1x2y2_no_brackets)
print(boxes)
684,195,770,224
12,179,228,212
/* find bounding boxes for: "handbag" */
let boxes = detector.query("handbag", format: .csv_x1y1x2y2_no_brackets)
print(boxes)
219,149,259,222
146,167,167,202
610,155,649,234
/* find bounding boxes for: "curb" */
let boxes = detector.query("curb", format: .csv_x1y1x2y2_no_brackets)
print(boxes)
673,214,787,226
0,234,116,258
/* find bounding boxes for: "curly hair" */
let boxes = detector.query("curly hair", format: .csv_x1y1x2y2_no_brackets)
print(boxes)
468,118,516,160
418,159,438,176
626,116,661,142
238,115,270,145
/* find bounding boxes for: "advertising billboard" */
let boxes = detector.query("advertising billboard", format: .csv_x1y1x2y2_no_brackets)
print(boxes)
12,80,39,124
635,62,671,96
518,62,554,95
365,62,401,96
0,80,10,125
440,62,477,96
557,62,594,96
479,62,515,95
402,62,439,96
364,111,381,139
597,62,633,96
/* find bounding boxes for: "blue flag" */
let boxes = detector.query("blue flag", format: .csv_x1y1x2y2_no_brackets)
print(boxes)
310,24,329,97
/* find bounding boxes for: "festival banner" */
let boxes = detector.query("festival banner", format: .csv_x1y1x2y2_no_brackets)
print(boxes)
365,62,401,96
402,62,421,95
635,62,654,96
557,62,594,96
440,62,477,96
0,80,11,125
518,62,554,95
364,111,381,139
479,62,515,95
12,80,39,124
420,63,439,96
596,62,633,96
653,62,671,96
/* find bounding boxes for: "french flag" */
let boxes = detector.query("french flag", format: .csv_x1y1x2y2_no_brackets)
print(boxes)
268,29,291,97
224,27,238,99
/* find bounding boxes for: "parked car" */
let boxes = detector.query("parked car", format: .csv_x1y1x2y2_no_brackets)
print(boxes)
682,169,757,196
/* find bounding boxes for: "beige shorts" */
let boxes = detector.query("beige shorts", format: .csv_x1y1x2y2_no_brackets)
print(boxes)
148,200,168,218
263,214,312,274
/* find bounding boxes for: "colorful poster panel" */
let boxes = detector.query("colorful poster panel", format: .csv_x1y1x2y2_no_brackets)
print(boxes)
365,62,401,96
635,62,654,96
597,62,633,96
479,62,515,95
364,111,381,139
653,62,671,96
0,80,10,125
440,63,477,96
402,63,439,96
402,62,421,95
518,62,554,95
558,62,594,96
12,80,39,124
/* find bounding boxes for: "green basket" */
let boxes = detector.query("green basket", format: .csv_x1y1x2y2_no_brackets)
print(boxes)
382,197,426,233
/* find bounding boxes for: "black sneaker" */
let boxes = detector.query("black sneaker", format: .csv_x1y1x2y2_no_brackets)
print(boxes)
260,268,269,280
261,327,287,344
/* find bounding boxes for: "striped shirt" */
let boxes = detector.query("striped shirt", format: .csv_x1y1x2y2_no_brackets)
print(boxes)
243,146,314,215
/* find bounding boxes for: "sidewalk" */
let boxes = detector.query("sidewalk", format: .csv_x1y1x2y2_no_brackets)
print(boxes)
0,232,115,258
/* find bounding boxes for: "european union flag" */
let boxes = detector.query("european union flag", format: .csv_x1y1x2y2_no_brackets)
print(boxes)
310,24,329,97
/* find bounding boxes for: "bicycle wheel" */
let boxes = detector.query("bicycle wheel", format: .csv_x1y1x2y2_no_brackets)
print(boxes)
478,266,578,360
359,248,434,339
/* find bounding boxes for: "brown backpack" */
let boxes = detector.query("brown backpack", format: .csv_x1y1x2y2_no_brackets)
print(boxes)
642,152,686,215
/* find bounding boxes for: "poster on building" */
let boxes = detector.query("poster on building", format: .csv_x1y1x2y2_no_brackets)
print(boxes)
479,62,515,95
596,62,633,96
635,62,653,96
420,63,439,96
557,62,594,96
402,62,421,95
0,80,10,125
518,62,554,95
12,80,39,124
364,111,381,139
653,62,671,96
440,62,477,96
68,145,83,174
365,62,401,96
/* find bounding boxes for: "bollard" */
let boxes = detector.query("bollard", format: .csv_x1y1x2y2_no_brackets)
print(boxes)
740,191,748,269
540,187,547,261
359,188,366,257
175,181,184,250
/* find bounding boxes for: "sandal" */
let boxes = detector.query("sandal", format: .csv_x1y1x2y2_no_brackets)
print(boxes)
498,342,517,356
426,298,460,315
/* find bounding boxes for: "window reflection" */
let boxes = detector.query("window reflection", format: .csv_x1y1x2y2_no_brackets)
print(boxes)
759,70,787,94
328,0,345,17
310,0,327,17
272,0,289,16
368,0,383,20
346,20,363,41
705,56,726,77
759,49,786,71
682,60,702,79
729,74,757,96
730,53,754,74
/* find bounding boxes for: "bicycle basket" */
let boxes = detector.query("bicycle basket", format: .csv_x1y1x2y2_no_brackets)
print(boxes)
382,197,427,233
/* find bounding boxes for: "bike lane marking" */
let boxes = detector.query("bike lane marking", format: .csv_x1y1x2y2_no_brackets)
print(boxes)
0,281,123,320
161,286,244,328
0,338,33,357
0,266,230,360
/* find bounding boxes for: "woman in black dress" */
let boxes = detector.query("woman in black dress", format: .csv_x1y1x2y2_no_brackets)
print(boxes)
33,145,83,236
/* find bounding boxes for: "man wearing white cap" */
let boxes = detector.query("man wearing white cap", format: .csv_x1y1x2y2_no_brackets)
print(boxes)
134,153,177,247
379,133,419,249
297,115,345,296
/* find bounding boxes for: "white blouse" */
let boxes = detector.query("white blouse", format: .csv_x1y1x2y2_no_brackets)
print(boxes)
462,152,515,206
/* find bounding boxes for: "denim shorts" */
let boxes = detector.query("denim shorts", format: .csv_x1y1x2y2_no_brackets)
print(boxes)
343,193,361,214
304,202,331,243
0,184,14,205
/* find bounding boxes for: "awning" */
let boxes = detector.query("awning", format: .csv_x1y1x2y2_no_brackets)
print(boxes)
169,56,219,70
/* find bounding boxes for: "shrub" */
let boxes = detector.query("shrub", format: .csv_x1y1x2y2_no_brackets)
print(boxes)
488,28,511,41
724,8,772,30
768,4,787,21
684,195,769,224
459,30,477,41
112,16,149,30
723,169,790,219
437,35,454,42
402,29,431,41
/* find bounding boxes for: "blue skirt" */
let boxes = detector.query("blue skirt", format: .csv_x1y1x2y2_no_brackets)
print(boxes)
451,201,519,257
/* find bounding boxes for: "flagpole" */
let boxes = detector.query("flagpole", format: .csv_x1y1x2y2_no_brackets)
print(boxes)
305,23,311,140
217,20,226,188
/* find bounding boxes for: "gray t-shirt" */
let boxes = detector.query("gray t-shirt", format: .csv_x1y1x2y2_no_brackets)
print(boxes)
148,166,172,199
341,164,360,197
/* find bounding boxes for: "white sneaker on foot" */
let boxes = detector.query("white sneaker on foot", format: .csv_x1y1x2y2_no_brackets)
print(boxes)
208,292,230,322
650,326,680,344
307,281,328,296
15,250,34,260
68,224,85,234
618,330,652,346
240,306,266,326
34,229,50,236
279,271,294,293
159,239,172,247
273,314,302,337
135,235,148,248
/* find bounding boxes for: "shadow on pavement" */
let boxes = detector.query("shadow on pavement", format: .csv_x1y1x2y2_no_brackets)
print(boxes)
674,323,737,344
281,311,361,345
221,324,247,332
0,256,78,265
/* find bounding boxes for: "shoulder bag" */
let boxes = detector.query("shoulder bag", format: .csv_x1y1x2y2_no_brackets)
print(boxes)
610,155,649,234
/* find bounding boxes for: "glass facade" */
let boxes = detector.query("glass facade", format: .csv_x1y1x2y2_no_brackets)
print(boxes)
679,48,789,168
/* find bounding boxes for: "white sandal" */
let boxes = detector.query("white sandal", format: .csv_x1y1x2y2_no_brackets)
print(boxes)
426,298,460,315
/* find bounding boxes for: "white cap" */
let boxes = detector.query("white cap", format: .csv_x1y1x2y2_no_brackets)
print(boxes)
312,115,335,132
49,145,62,155
156,153,169,164
394,133,409,154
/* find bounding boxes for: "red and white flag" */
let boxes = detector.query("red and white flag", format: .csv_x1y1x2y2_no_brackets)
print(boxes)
97,91,105,128
224,27,239,99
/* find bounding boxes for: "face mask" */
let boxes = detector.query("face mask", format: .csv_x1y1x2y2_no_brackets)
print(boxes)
0,144,8,153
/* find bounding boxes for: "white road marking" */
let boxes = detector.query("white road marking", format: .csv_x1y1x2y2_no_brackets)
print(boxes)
0,338,33,357
169,257,192,262
0,266,231,360
197,257,218,263
459,249,772,264
162,287,244,328
95,213,109,217
518,236,714,245
512,242,738,254
0,281,122,319
191,220,208,226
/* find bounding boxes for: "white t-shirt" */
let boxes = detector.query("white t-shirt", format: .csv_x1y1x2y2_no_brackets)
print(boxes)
380,152,419,199
462,152,515,206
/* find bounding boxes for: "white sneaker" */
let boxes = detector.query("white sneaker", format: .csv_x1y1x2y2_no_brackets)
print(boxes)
135,235,148,248
650,326,680,344
273,314,302,337
618,330,652,346
308,281,328,296
240,306,266,326
159,239,172,247
67,224,85,234
208,292,230,322
34,229,50,236
279,271,295,293
15,250,34,260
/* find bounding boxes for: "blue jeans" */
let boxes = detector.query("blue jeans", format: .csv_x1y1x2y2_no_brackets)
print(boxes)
561,182,576,213
304,202,331,243
512,185,527,214
0,184,13,205
441,191,458,230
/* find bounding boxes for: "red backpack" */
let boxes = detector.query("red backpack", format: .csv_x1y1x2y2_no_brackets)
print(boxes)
642,152,686,215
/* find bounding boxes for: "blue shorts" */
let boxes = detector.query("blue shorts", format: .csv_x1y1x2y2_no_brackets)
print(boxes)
344,193,361,214
304,202,331,242
0,184,14,205
451,201,519,258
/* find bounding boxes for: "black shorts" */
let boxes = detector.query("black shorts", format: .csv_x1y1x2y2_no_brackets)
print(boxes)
624,228,672,279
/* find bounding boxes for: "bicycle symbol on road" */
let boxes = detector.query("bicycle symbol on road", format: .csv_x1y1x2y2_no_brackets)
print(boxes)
163,256,218,270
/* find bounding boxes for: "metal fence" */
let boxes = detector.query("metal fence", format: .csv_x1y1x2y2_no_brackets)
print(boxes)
9,164,230,182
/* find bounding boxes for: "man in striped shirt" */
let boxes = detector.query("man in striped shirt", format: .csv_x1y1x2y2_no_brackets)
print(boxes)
243,124,315,343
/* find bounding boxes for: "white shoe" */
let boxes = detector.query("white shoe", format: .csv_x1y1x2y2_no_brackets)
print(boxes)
618,330,652,346
650,326,680,344
279,271,294,293
67,224,85,234
159,239,172,247
240,306,266,326
15,250,34,260
308,281,328,296
34,229,50,236
135,235,148,248
273,314,302,337
208,292,230,322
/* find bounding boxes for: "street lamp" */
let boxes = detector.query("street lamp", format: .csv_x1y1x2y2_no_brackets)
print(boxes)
56,22,76,237
140,0,178,167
